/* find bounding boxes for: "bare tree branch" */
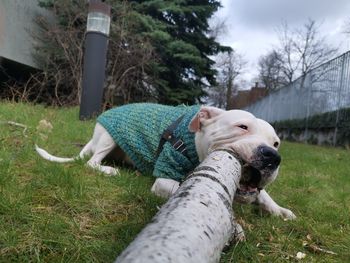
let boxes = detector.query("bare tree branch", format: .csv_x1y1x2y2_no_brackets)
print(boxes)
211,51,246,109
264,19,339,89
258,50,288,90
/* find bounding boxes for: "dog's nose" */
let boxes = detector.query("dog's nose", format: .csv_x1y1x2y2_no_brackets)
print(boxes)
259,146,281,169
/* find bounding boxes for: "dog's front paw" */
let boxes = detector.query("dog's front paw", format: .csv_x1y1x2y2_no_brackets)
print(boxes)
87,161,119,176
151,178,179,199
103,166,119,176
278,207,297,220
267,206,296,220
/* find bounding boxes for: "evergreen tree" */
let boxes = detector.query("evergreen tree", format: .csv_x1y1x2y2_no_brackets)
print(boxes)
131,0,230,104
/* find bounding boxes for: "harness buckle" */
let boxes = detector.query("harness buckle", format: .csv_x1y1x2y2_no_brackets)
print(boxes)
173,139,184,151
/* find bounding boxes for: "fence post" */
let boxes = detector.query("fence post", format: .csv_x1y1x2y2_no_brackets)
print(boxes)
267,93,272,121
333,55,347,146
304,74,312,144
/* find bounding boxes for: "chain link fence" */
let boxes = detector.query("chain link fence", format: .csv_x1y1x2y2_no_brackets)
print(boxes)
245,51,350,146
246,51,350,122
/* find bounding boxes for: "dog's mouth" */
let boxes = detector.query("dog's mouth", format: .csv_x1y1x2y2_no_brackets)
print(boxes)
233,145,281,203
237,164,262,196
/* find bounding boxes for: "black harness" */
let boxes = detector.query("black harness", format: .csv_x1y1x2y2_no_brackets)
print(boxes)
156,115,188,158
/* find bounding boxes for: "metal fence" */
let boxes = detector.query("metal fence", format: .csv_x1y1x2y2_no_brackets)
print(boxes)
245,51,350,124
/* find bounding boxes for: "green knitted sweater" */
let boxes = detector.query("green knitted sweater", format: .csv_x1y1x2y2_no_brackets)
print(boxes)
97,103,200,181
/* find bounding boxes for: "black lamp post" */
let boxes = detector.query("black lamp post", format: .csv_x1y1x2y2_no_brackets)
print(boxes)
79,0,111,120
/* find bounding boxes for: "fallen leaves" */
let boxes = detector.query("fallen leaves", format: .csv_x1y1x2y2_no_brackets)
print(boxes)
236,218,253,231
304,243,337,255
301,233,337,257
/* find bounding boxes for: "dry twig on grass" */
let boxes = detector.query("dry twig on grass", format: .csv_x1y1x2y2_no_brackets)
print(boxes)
1,121,28,138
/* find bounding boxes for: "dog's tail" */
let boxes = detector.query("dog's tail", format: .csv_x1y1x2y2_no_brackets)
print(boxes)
35,145,77,163
35,141,93,163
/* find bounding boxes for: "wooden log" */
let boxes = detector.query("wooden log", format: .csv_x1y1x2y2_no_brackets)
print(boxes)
115,149,242,263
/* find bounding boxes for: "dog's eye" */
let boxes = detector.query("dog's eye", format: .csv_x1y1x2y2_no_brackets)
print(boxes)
238,125,248,130
274,142,279,148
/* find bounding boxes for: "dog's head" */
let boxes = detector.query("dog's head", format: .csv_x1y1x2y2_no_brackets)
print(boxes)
189,106,281,203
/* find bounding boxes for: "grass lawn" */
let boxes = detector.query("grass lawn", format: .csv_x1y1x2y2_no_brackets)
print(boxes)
0,101,349,262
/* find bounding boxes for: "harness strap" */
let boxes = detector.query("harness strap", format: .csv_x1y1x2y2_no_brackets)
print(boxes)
156,115,187,158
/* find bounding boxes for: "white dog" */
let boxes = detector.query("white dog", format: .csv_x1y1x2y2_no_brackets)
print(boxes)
36,103,296,219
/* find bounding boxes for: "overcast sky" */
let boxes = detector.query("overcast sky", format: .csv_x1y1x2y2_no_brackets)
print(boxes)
213,0,350,89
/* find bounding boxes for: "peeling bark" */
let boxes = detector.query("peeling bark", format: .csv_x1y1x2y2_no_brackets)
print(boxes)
115,149,242,263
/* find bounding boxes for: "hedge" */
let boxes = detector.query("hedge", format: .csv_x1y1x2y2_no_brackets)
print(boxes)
273,107,350,146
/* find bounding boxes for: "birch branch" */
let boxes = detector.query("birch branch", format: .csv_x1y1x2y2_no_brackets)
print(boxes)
115,149,243,263
1,121,28,137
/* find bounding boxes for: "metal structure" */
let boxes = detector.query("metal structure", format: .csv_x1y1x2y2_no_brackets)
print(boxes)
245,51,350,124
79,0,111,120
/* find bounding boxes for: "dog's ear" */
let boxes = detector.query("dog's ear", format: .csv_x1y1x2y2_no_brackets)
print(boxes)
189,106,225,132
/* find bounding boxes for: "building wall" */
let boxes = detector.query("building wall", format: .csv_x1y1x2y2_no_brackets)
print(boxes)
0,0,52,69
229,85,268,110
